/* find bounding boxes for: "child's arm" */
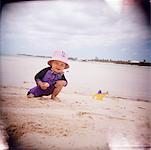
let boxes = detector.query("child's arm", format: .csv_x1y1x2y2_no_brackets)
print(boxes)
35,67,50,90
34,67,50,83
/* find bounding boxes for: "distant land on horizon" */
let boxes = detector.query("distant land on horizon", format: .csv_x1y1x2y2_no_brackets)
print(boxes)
17,53,52,58
16,53,151,67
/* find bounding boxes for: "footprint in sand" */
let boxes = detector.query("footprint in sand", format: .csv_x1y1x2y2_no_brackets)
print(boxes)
78,112,91,116
6,124,18,136
21,121,70,137
6,124,24,139
77,112,94,119
22,121,43,131
137,106,146,110
105,108,111,110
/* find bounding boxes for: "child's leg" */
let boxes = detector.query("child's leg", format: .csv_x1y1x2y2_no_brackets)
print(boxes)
51,82,64,100
27,86,52,98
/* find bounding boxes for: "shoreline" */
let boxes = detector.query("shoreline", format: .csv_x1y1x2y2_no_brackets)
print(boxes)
17,54,151,67
1,54,151,67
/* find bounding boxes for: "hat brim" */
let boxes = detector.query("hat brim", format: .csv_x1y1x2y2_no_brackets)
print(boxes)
48,60,69,69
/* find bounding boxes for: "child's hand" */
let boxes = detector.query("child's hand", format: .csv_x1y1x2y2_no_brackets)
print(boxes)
37,81,50,90
41,82,50,90
55,80,67,87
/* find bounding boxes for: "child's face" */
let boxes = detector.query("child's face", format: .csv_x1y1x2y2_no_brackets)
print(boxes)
51,60,66,73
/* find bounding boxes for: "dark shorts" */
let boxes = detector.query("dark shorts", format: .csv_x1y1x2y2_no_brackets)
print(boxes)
27,85,55,97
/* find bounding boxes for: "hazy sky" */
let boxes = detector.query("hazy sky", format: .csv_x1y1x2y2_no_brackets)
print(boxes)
1,0,150,61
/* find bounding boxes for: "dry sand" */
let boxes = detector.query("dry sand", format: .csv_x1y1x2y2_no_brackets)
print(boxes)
0,84,150,150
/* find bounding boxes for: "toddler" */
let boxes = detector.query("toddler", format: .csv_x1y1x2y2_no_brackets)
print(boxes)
27,50,69,100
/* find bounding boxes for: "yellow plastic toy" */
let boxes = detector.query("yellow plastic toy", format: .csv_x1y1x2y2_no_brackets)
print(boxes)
93,90,108,101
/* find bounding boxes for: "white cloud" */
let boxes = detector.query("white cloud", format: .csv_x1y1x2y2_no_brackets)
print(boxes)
1,0,150,61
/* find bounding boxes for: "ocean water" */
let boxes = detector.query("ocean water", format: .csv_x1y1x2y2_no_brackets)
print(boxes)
0,55,151,101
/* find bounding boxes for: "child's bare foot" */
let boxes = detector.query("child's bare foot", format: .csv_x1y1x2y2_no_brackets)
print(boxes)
51,96,61,102
27,93,34,98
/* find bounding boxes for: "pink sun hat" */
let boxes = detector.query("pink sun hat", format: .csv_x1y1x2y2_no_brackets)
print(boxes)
48,50,69,69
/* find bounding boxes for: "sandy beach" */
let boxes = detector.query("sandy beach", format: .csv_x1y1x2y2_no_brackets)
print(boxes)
1,0,150,148
0,55,151,149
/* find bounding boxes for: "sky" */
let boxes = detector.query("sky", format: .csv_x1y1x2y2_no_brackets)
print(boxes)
0,0,150,61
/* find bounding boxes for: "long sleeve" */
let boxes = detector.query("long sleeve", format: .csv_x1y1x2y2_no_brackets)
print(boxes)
34,67,50,82
34,67,68,86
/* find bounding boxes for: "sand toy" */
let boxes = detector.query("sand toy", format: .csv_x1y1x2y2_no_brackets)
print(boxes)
93,90,108,101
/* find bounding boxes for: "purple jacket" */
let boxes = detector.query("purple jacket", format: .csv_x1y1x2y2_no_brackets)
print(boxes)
35,67,68,86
